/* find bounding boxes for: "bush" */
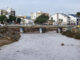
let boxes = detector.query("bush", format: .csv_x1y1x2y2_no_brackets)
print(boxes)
62,31,68,35
62,30,80,40
66,32,75,37
62,30,71,35
62,30,75,37
74,33,80,39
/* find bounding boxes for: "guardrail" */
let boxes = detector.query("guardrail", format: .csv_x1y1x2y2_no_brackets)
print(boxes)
0,24,76,28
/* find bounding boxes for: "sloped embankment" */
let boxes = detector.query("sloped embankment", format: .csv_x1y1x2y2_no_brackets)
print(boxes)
0,27,21,46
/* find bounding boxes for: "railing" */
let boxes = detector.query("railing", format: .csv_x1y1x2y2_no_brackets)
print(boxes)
0,24,77,28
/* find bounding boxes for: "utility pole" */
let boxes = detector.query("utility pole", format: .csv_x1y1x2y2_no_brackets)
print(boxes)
57,13,59,26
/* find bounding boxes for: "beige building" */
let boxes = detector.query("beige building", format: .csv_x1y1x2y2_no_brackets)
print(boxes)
0,10,8,15
0,8,15,17
31,11,49,21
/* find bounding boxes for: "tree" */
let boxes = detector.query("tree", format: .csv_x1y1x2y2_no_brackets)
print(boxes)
9,15,16,23
0,15,7,24
34,14,49,24
16,18,21,24
76,12,80,17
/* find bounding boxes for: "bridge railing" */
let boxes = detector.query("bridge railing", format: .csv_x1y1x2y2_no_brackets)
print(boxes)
0,24,77,28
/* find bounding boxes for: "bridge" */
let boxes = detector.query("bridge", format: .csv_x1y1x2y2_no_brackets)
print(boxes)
0,25,74,33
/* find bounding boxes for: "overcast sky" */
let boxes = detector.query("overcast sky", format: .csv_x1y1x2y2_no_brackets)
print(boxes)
0,0,80,16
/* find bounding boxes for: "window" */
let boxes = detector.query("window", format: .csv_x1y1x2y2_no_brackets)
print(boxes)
53,20,55,22
59,19,63,22
51,17,53,20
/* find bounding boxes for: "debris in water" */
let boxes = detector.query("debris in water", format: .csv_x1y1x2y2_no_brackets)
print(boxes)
61,43,64,46
16,51,20,52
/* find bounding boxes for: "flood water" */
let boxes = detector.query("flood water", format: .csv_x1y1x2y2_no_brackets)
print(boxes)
0,31,80,60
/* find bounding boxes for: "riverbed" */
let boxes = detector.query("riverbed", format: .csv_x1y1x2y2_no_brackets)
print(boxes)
0,31,80,60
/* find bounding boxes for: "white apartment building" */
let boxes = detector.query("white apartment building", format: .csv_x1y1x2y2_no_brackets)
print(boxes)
68,14,78,25
49,13,70,25
0,8,15,18
7,8,15,16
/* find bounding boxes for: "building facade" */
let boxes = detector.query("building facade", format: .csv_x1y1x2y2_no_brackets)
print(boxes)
68,14,78,25
0,10,8,15
0,8,15,17
21,18,34,25
31,11,49,21
7,8,15,16
49,13,70,25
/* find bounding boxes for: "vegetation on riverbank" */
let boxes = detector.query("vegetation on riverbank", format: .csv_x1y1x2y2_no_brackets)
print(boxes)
0,27,21,46
62,30,80,39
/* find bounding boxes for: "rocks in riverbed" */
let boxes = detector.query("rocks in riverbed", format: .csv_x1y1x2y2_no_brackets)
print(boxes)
5,31,20,41
61,43,64,46
16,51,20,52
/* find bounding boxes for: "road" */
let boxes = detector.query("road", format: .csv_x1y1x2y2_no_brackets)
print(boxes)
0,31,80,60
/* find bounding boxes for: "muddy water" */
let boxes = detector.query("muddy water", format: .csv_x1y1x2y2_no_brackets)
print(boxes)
0,31,80,60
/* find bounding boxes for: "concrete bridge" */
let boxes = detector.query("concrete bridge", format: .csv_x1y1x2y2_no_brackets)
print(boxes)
0,25,74,33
